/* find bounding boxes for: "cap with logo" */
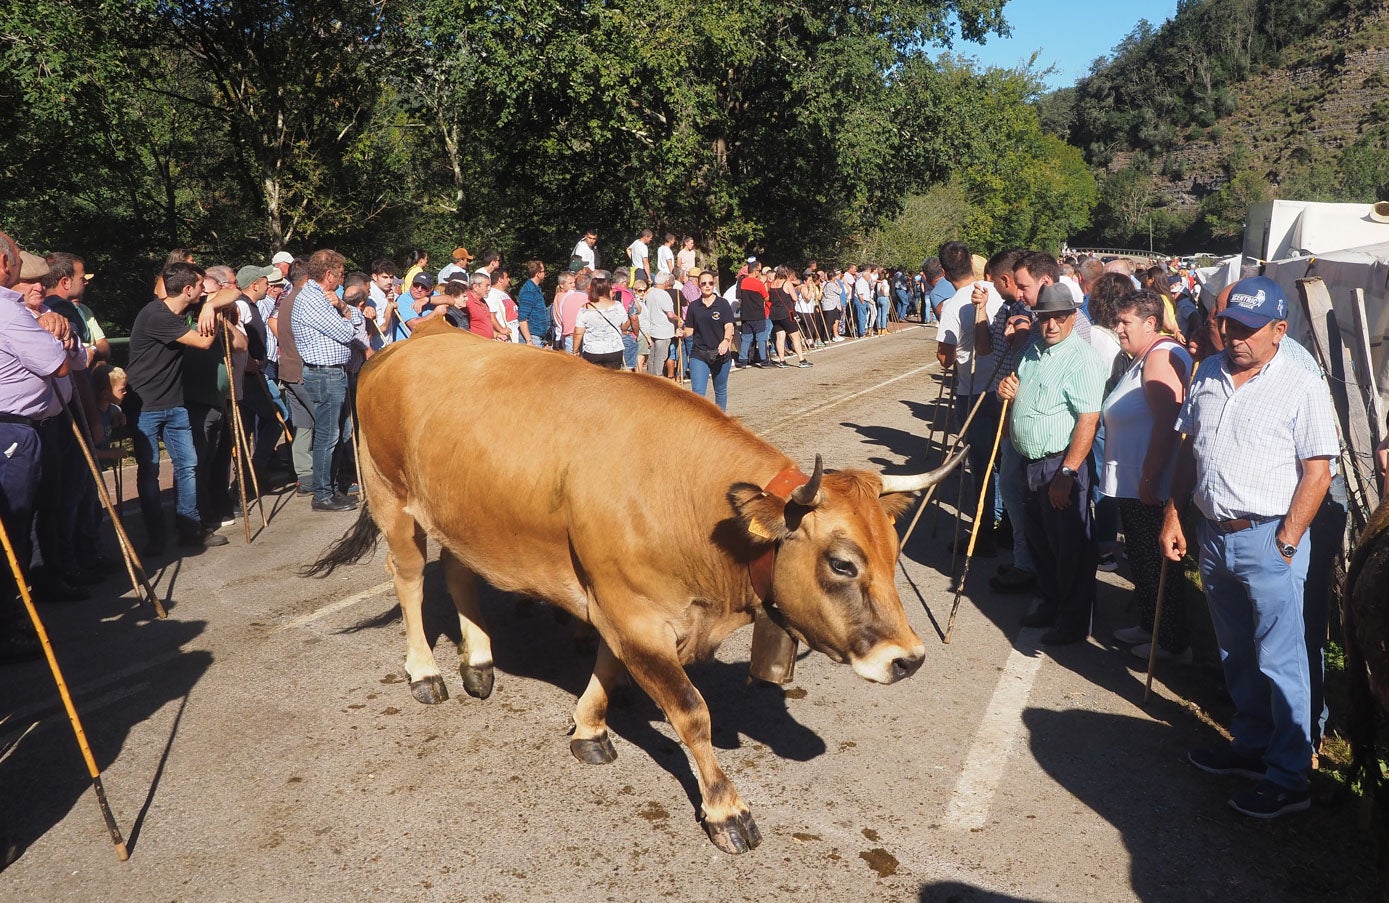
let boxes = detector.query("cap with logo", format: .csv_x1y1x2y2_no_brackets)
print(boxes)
412,272,436,289
236,264,280,289
1218,276,1287,328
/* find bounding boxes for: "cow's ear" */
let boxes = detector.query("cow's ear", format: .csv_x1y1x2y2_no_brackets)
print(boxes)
878,491,914,522
727,484,791,545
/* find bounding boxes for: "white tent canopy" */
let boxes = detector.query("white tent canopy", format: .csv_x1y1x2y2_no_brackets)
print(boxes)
1263,241,1389,412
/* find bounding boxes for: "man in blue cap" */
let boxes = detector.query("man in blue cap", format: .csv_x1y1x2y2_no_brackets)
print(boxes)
1159,276,1338,818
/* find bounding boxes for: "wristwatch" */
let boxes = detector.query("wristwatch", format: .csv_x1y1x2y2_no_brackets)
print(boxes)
1058,465,1076,479
1277,540,1297,559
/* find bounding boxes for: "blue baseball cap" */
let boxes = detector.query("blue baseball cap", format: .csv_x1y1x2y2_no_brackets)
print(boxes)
1219,276,1287,328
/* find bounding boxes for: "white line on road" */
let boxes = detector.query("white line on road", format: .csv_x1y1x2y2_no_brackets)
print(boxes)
942,628,1046,831
277,579,395,632
762,361,940,434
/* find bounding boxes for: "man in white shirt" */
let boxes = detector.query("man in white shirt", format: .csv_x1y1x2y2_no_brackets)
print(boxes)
935,240,1004,555
627,230,653,284
655,233,676,278
572,231,597,271
484,268,516,342
642,273,678,376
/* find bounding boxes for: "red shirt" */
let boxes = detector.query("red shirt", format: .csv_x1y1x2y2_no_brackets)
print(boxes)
465,291,494,339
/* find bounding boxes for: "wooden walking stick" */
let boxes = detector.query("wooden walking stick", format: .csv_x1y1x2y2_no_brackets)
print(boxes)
1144,559,1170,703
900,367,954,545
0,513,129,859
349,380,365,497
945,397,1011,643
1145,361,1201,701
56,389,165,619
235,389,267,528
221,323,253,543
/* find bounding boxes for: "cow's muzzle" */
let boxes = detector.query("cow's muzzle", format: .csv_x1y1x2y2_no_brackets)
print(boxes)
851,642,926,684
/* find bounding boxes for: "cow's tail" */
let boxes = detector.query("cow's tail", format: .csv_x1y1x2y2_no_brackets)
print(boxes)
301,503,381,578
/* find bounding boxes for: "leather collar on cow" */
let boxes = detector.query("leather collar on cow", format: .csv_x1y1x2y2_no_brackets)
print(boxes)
747,466,810,608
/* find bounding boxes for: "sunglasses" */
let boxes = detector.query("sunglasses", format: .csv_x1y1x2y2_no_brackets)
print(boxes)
699,280,716,287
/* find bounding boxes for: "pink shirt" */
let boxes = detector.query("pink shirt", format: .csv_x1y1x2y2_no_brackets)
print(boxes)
558,290,587,337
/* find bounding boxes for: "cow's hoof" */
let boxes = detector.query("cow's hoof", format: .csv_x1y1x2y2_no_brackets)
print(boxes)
461,664,494,699
703,810,762,854
409,675,449,705
569,733,617,765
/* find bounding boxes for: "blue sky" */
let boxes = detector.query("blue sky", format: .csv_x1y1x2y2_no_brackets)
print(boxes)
941,0,1179,89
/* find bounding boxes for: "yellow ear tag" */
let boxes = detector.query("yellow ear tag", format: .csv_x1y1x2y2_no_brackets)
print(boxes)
746,518,772,540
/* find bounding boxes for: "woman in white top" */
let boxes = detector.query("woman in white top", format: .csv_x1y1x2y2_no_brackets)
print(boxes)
1101,288,1193,660
573,272,628,370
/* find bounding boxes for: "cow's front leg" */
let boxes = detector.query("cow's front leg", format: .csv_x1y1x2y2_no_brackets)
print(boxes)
621,637,761,854
569,640,625,764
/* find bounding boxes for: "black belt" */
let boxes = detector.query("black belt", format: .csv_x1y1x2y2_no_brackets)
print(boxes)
303,362,346,370
0,413,41,428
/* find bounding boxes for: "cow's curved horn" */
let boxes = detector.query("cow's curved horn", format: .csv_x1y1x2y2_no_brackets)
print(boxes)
879,444,970,494
790,455,824,507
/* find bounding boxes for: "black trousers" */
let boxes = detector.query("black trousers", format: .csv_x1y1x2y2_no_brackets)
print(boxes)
1020,453,1098,636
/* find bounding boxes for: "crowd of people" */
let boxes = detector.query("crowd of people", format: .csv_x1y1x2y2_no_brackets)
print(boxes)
1,222,1384,830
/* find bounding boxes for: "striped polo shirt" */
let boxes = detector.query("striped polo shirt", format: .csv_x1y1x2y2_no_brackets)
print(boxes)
1009,329,1105,460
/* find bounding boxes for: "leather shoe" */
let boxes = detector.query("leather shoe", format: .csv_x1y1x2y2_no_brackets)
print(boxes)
1019,610,1054,629
179,529,229,548
312,494,358,512
1040,628,1088,646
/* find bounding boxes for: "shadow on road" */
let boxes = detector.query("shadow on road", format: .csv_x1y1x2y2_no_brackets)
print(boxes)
0,601,210,865
337,560,826,819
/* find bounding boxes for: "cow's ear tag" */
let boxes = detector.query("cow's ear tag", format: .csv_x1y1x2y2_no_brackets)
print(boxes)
728,484,790,544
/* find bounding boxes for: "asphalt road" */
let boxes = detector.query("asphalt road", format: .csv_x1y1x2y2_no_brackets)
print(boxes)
0,325,1375,902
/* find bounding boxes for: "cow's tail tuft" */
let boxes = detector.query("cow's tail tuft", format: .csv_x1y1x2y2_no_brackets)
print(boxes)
301,503,380,578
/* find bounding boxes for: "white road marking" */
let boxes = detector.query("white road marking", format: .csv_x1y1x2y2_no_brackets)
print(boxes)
0,648,183,732
277,579,395,632
942,628,1046,831
762,362,940,434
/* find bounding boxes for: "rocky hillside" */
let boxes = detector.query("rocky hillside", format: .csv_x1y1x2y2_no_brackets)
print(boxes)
1059,0,1389,250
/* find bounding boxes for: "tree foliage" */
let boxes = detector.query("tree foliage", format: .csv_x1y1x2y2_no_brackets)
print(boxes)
0,0,1106,328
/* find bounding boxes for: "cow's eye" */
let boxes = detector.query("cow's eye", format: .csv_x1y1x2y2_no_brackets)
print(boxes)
828,557,858,578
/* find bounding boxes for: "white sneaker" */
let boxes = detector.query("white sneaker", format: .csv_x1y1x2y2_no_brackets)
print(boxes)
1132,642,1192,664
1113,625,1151,645
832,336,845,343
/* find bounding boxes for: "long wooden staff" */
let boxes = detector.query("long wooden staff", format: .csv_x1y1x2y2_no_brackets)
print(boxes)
0,510,129,859
945,398,1011,643
56,391,165,618
221,322,253,543
1145,355,1202,702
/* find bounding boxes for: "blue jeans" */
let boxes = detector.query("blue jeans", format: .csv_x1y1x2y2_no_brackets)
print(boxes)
1198,517,1312,791
622,334,638,370
301,366,349,502
997,436,1034,573
952,393,1002,532
852,298,870,335
688,354,731,411
876,295,890,330
894,288,912,320
133,405,199,540
1090,426,1119,551
738,320,771,365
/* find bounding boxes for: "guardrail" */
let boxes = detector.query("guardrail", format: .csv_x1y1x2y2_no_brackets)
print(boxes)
1069,248,1170,263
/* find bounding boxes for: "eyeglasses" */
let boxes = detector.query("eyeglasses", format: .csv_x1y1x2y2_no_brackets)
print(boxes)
699,280,716,287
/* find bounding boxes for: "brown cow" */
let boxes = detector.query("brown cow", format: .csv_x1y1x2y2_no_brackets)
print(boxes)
308,326,964,853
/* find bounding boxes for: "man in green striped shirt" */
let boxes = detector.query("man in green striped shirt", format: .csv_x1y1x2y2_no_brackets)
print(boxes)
997,284,1105,645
